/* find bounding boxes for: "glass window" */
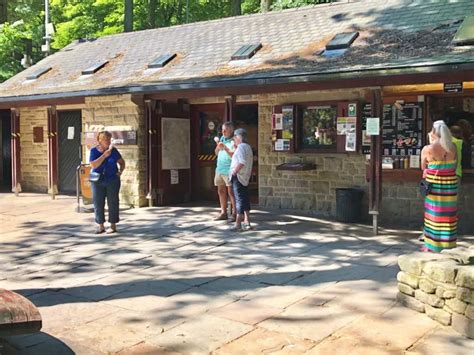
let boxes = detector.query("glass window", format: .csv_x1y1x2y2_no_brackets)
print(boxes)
300,105,337,150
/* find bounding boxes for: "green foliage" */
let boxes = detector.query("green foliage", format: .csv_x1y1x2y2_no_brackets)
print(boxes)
272,0,333,10
0,0,332,83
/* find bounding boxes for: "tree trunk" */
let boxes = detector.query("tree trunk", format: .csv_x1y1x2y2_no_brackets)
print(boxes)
149,0,157,28
0,0,7,24
124,0,134,32
231,0,241,16
260,0,271,13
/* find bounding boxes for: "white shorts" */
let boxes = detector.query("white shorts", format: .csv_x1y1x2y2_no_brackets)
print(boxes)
214,173,231,187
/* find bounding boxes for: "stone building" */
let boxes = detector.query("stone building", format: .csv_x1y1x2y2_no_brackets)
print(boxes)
0,0,474,231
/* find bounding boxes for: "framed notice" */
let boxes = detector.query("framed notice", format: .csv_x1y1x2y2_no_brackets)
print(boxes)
170,169,179,184
272,113,283,130
366,117,380,135
161,117,190,170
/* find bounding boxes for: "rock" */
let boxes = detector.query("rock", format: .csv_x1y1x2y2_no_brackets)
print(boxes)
452,313,474,339
415,289,444,308
456,287,474,304
425,304,452,326
396,292,425,313
455,266,474,289
398,283,415,296
419,278,437,294
442,247,474,265
398,253,448,276
445,298,467,314
435,285,456,299
423,260,459,283
466,305,474,320
397,271,419,289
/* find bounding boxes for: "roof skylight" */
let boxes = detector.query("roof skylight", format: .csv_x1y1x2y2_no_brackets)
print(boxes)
81,60,109,75
26,67,52,80
326,32,359,50
231,43,262,60
148,53,177,69
453,16,474,46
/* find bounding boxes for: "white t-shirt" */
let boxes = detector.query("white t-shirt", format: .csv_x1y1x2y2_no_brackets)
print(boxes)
230,143,253,186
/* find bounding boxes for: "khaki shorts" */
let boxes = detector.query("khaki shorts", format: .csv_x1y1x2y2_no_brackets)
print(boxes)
214,173,231,187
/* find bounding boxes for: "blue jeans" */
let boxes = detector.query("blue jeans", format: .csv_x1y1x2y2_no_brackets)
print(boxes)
91,178,121,224
232,176,250,214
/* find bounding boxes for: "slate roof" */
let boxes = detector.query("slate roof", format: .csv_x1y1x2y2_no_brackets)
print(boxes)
1,0,474,101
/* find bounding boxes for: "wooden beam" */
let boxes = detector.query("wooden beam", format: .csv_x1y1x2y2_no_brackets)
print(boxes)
0,97,85,110
10,109,21,195
47,106,58,199
369,89,383,235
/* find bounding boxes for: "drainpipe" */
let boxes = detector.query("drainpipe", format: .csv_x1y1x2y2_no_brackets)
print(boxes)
47,106,58,199
145,100,157,206
10,108,21,196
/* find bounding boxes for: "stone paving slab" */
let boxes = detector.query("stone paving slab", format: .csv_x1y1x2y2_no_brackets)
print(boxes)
0,193,473,353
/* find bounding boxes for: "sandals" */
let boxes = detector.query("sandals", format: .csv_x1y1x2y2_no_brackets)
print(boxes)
106,224,117,234
214,213,228,221
227,225,243,232
95,227,105,234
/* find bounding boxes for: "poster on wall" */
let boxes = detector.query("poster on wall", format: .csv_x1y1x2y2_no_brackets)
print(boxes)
170,169,179,184
282,106,294,139
161,117,190,170
345,132,356,151
272,113,283,130
336,117,356,135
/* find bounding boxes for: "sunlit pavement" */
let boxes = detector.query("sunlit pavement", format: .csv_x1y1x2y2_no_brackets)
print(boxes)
0,193,473,354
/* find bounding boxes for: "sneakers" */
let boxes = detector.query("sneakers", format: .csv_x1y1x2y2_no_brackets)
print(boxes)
227,225,243,232
241,222,254,231
214,213,228,221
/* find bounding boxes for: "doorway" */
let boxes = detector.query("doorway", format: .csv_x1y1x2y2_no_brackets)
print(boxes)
0,110,12,192
58,110,82,194
234,104,259,203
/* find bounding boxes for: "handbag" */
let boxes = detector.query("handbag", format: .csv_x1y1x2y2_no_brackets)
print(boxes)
89,170,104,182
419,179,432,197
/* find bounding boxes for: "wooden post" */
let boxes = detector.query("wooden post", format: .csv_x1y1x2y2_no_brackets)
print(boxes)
369,89,383,235
225,96,236,122
47,106,58,199
10,108,21,196
145,100,159,206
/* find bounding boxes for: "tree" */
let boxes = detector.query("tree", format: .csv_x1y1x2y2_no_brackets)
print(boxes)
261,0,271,12
0,0,7,23
231,0,241,16
124,0,133,32
149,0,157,28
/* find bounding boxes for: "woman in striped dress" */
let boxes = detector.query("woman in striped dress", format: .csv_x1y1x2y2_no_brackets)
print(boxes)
420,120,458,252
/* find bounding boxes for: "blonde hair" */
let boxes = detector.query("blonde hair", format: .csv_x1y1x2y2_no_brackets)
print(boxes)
97,130,112,143
432,120,455,153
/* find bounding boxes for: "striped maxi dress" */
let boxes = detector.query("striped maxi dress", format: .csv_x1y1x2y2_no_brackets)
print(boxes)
423,160,458,252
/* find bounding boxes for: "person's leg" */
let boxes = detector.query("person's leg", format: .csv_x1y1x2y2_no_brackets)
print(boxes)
106,178,121,232
214,174,228,219
232,177,244,229
91,181,106,232
227,185,236,221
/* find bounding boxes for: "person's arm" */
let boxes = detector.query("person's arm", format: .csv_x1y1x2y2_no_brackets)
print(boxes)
117,158,125,176
421,145,430,176
90,147,112,169
232,163,244,176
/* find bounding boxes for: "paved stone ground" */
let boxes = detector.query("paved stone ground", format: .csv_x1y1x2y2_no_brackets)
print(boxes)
0,193,473,354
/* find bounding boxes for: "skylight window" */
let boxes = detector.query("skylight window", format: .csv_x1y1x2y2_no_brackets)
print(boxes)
321,48,348,58
81,60,109,75
148,53,177,69
231,43,262,60
453,16,474,46
326,32,359,50
26,67,52,80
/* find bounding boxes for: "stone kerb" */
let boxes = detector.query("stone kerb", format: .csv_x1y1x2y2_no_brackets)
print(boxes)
397,247,474,339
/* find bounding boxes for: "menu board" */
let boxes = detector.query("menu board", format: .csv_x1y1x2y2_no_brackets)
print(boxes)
362,102,423,156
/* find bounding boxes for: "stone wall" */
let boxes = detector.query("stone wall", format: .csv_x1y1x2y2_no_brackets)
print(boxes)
381,180,474,234
19,107,48,192
397,249,474,339
257,89,368,218
83,94,147,207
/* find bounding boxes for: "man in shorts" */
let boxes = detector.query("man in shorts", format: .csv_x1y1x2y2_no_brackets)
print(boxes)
214,121,236,221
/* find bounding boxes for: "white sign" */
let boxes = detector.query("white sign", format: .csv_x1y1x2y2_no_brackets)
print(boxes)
170,169,179,184
366,117,380,135
345,132,356,152
67,127,75,140
410,155,420,169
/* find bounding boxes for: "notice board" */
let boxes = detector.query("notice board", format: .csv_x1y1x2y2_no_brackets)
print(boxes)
161,117,190,170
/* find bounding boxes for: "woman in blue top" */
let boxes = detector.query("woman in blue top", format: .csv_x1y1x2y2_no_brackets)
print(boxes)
89,131,125,234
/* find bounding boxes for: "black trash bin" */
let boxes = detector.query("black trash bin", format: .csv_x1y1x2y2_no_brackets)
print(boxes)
336,188,364,223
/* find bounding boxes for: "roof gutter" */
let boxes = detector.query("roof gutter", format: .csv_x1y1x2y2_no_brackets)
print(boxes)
1,61,474,104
